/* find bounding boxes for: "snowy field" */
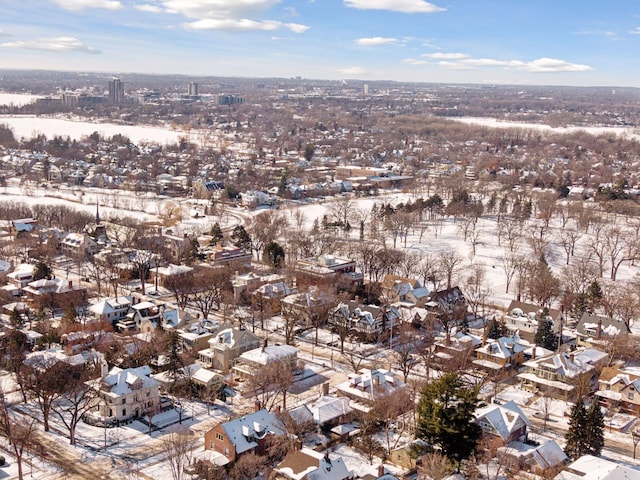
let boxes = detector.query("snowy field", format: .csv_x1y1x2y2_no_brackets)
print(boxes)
0,115,199,146
451,116,640,141
0,93,42,107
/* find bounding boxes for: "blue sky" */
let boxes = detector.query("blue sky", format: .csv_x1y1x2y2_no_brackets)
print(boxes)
1,0,640,86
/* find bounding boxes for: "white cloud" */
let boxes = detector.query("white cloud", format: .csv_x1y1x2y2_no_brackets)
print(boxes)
356,37,397,46
1,36,101,54
437,56,591,73
575,30,617,40
187,18,308,33
50,0,122,10
422,52,468,59
339,66,365,75
522,57,592,73
162,0,280,19
403,58,427,65
163,0,309,33
345,0,445,14
629,27,640,35
135,3,163,13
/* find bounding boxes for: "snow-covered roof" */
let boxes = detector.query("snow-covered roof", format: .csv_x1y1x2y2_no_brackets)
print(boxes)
102,365,159,397
475,400,530,441
89,296,132,315
309,395,353,424
239,344,299,365
555,454,640,480
275,447,351,480
24,348,86,369
220,409,284,455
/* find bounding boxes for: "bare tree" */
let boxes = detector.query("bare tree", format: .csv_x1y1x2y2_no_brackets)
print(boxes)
419,452,454,480
161,426,197,480
52,363,99,445
0,388,37,480
329,195,356,236
437,251,464,289
557,229,581,265
249,358,294,412
189,266,233,320
500,253,522,294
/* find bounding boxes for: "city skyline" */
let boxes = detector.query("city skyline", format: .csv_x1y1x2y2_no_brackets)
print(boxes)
1,1,640,87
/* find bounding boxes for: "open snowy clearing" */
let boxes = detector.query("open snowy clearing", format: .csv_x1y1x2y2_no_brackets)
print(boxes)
0,115,199,146
0,93,42,107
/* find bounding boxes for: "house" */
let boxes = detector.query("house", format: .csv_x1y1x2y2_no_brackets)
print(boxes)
204,408,286,462
60,232,99,256
288,393,353,428
272,448,352,480
232,343,300,380
232,271,288,301
329,301,400,341
596,367,640,415
503,301,563,344
198,327,262,372
22,278,87,309
152,263,193,287
84,363,161,426
555,454,640,480
517,349,608,400
474,400,531,447
473,336,526,377
294,254,363,288
433,331,482,369
380,274,429,307
426,286,467,315
497,440,568,477
6,263,34,288
280,290,335,329
575,313,630,348
203,245,252,267
335,368,407,412
88,296,132,324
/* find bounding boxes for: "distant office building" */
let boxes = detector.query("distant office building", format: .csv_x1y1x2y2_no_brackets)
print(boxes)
108,78,125,103
61,92,79,106
218,94,244,106
188,82,200,97
363,83,369,94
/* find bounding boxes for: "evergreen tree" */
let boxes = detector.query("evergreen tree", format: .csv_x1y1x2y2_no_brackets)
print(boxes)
417,373,482,466
534,309,558,351
586,401,605,456
586,281,603,313
32,261,52,281
231,225,251,252
485,317,507,340
564,400,589,459
209,222,224,246
263,241,285,269
9,308,24,329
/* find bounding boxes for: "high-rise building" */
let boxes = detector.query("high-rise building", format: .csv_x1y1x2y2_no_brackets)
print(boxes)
188,82,200,97
363,83,369,94
108,78,125,103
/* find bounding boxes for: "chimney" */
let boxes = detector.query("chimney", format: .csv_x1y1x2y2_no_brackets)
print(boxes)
531,348,536,360
254,400,261,412
262,338,268,352
569,353,575,363
322,382,329,396
101,360,108,378
324,451,331,464
596,318,602,340
377,464,385,477
354,295,360,305
68,280,73,288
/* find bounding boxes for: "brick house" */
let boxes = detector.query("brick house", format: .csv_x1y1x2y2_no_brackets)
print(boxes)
204,408,285,462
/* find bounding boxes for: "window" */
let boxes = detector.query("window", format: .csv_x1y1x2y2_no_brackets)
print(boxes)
122,408,126,416
629,391,634,400
215,432,223,441
122,399,126,404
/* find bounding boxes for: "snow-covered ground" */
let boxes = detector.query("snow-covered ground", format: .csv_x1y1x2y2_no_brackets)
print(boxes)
0,93,42,107
450,116,640,141
0,115,199,146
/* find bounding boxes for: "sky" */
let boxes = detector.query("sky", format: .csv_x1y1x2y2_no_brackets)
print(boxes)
1,0,640,87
